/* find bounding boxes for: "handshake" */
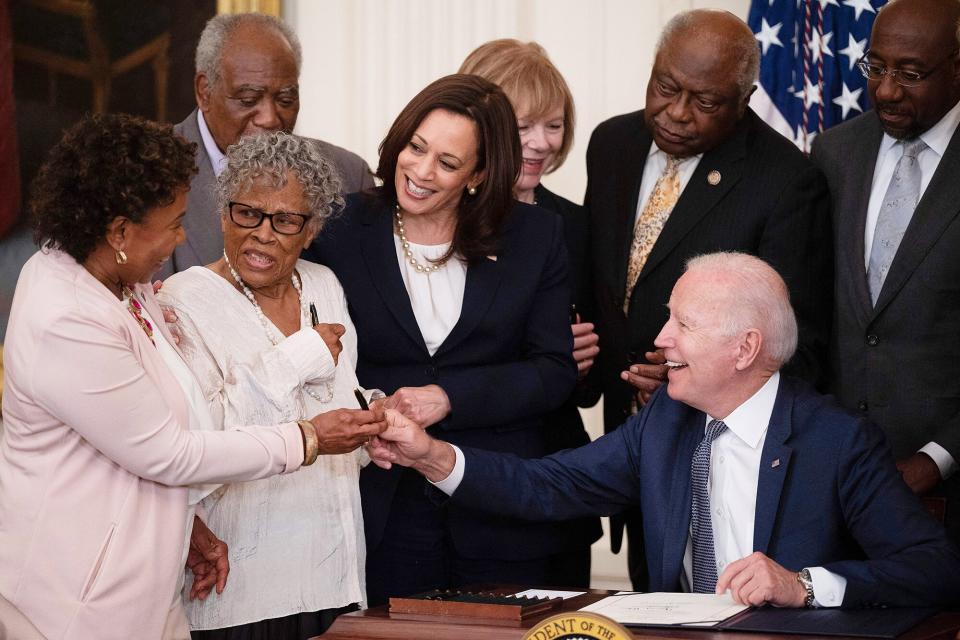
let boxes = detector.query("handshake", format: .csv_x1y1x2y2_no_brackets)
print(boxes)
324,383,456,481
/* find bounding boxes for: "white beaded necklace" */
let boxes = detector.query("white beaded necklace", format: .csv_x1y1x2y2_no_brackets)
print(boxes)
395,205,450,274
223,251,334,404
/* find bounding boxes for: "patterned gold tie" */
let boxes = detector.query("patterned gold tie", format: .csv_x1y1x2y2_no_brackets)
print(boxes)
624,155,682,313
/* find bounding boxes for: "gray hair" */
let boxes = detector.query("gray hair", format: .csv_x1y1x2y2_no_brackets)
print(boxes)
217,132,343,234
657,10,760,99
685,252,798,369
195,13,302,86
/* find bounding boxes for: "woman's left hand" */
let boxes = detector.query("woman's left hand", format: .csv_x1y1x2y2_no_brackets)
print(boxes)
313,322,345,364
186,515,230,601
383,385,451,427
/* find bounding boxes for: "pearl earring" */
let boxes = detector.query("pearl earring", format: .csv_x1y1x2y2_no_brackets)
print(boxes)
468,186,477,196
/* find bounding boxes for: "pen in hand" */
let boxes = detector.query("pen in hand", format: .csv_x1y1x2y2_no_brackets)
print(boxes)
354,388,370,410
309,302,319,327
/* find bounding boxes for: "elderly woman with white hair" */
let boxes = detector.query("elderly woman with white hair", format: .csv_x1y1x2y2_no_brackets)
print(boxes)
160,132,379,639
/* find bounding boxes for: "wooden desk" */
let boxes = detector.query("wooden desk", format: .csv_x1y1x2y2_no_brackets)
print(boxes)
322,589,960,640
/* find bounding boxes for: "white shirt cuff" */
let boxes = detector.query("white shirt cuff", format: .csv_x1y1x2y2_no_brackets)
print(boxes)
919,442,958,481
428,444,465,495
807,566,846,607
278,328,336,384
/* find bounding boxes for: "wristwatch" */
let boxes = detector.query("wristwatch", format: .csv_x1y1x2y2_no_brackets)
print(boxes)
796,568,815,608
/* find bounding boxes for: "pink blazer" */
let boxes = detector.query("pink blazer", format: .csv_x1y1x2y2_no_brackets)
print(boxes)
0,250,304,639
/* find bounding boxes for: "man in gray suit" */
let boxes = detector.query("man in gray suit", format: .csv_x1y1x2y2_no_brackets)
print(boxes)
158,13,374,278
811,0,960,544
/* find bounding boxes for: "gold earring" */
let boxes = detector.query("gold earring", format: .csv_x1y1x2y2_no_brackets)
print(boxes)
115,250,128,265
468,186,477,196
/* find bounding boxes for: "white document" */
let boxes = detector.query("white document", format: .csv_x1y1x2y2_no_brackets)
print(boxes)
513,589,587,600
579,592,748,626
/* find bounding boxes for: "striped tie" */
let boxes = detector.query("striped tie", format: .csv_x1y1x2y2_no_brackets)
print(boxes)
691,419,728,594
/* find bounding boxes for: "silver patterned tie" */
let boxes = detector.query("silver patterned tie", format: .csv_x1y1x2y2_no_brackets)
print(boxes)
867,139,928,305
691,419,728,594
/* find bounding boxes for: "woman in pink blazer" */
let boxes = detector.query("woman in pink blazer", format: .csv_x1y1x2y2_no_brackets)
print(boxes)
0,114,385,640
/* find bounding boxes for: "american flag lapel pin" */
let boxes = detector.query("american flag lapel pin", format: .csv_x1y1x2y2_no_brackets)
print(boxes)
771,458,781,468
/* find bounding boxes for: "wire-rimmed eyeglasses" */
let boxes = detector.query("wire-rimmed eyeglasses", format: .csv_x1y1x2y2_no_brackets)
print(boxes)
856,48,959,88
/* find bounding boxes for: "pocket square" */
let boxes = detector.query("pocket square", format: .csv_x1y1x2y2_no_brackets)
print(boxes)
486,255,498,261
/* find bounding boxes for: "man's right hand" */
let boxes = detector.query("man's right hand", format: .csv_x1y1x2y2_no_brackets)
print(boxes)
368,410,457,482
310,408,386,454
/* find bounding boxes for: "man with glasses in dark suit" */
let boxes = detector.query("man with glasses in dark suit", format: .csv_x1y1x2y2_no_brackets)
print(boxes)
811,0,960,547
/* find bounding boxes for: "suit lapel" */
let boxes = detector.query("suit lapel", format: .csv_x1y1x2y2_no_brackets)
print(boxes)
753,379,794,554
358,203,429,352
838,120,882,326
434,240,504,358
615,116,655,298
872,124,960,317
638,113,749,281
180,110,223,266
660,412,702,588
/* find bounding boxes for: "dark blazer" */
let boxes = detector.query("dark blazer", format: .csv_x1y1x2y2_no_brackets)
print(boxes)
451,376,960,608
584,108,833,437
533,184,603,550
304,190,581,559
811,111,960,543
157,109,375,278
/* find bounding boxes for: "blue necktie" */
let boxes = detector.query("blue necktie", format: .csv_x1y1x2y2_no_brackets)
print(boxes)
691,419,728,594
867,138,928,305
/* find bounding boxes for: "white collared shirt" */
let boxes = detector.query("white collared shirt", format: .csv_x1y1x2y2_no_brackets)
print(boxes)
435,372,846,606
634,143,703,223
864,98,960,264
677,373,843,606
196,110,228,177
863,99,960,482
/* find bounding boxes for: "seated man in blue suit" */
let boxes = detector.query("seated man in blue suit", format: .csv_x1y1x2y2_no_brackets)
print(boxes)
368,252,960,609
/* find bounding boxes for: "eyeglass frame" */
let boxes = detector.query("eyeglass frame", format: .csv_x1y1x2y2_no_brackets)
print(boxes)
227,201,313,235
856,48,960,88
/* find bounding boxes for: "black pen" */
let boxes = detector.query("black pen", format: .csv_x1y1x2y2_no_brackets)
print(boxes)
309,302,319,326
354,388,370,410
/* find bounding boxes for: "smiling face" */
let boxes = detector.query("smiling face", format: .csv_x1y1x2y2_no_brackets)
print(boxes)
644,31,751,157
394,108,483,221
221,172,315,291
515,105,565,199
653,270,744,415
196,23,300,152
120,189,188,283
866,0,960,139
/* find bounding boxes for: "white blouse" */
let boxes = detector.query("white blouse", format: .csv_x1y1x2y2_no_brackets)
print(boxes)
158,261,368,629
393,235,466,355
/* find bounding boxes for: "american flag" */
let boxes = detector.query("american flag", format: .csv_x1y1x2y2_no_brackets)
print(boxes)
748,0,887,152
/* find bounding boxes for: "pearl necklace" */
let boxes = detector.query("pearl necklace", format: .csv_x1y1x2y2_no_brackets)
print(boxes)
223,251,334,404
395,206,450,274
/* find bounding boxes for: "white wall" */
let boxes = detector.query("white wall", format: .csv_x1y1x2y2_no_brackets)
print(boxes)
285,0,751,590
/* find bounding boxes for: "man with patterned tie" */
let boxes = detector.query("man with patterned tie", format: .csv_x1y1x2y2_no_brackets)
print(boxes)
584,9,833,589
367,252,960,609
811,0,960,548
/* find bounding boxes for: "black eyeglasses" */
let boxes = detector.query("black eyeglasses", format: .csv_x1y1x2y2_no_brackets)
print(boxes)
228,201,311,235
856,48,959,87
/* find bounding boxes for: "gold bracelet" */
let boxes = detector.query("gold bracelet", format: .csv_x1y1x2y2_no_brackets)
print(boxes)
297,420,320,466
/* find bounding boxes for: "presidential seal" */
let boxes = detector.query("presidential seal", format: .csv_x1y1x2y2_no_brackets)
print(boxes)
523,612,632,640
